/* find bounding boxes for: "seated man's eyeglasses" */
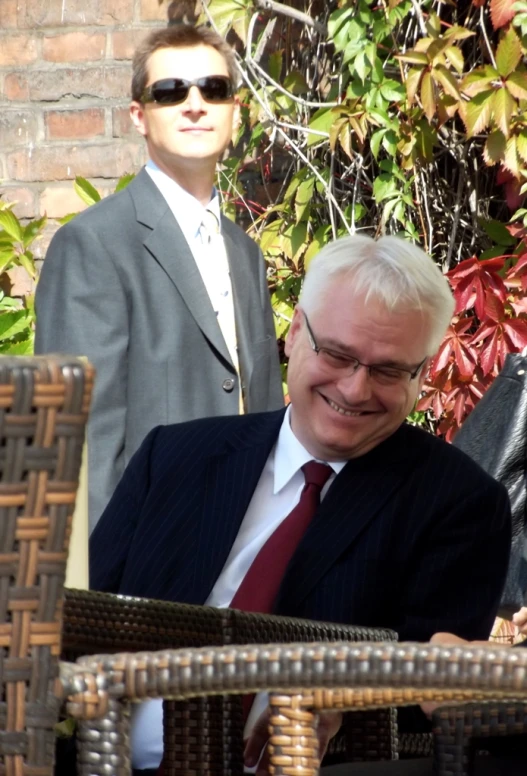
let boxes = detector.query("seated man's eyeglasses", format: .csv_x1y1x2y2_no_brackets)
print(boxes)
141,76,235,105
303,311,427,386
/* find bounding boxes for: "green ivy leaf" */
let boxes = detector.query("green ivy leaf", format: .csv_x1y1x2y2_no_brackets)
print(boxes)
115,173,135,192
505,71,527,101
74,177,101,207
268,51,283,82
17,253,36,279
373,174,399,202
480,218,517,245
295,176,315,224
484,130,507,165
491,87,515,137
0,310,30,341
0,249,15,274
420,71,437,121
517,130,527,163
379,79,406,102
307,108,336,146
433,65,461,100
0,210,23,242
0,337,33,355
461,89,494,136
22,216,46,248
496,27,522,78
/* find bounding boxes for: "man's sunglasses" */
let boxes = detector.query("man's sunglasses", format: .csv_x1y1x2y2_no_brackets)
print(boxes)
141,76,235,105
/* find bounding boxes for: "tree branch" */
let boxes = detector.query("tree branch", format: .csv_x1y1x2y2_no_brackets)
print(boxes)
253,0,327,35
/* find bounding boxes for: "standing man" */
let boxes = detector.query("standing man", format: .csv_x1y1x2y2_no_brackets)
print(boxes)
91,234,512,774
34,26,283,531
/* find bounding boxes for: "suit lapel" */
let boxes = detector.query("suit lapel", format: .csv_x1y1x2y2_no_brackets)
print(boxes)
276,427,411,612
222,225,252,382
130,170,232,365
189,409,286,604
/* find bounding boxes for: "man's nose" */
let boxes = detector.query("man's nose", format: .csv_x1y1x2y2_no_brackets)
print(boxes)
336,363,373,401
183,84,206,112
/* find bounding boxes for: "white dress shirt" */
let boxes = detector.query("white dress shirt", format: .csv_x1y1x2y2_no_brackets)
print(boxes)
131,408,346,768
145,161,240,385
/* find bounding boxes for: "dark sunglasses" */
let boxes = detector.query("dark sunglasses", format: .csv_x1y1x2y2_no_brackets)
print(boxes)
141,76,235,105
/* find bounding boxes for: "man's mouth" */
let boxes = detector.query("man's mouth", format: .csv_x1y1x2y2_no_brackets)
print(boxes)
326,397,367,417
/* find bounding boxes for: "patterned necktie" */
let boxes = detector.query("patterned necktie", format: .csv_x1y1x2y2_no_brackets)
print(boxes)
230,461,333,613
198,208,243,412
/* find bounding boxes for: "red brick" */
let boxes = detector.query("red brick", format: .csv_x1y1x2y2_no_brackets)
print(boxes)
3,73,30,101
40,185,90,218
17,0,133,28
7,266,35,297
0,0,18,29
0,35,38,67
45,109,105,140
112,106,137,138
111,29,151,61
7,142,147,182
140,0,169,21
0,186,37,219
43,32,106,63
22,66,131,101
0,111,38,148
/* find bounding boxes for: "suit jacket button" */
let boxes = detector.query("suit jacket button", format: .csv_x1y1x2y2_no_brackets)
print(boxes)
222,378,235,392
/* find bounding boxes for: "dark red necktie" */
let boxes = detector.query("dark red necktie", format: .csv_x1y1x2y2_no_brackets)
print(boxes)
156,461,333,774
230,460,333,614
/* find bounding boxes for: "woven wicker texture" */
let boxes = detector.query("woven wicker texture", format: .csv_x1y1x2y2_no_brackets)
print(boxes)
432,701,527,775
0,357,92,776
71,641,527,776
61,590,397,774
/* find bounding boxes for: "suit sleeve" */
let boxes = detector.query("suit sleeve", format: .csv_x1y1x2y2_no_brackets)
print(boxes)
397,479,512,641
89,427,159,593
256,246,284,410
35,219,129,531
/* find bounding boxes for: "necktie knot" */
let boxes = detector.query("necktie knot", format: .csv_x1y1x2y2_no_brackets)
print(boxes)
302,460,332,490
200,208,220,243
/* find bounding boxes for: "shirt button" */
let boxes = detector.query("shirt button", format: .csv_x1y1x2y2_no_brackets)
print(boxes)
222,378,235,392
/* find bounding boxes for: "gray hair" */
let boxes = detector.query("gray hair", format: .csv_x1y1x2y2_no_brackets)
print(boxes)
299,234,455,355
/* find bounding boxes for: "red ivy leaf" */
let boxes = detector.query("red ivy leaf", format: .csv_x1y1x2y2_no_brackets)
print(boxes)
483,292,505,321
503,318,527,348
490,0,516,29
479,327,499,375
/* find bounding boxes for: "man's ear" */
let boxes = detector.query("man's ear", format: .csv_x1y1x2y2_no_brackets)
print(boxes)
130,101,147,138
284,307,303,358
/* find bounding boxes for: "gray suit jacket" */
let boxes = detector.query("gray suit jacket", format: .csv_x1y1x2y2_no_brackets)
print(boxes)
34,168,283,531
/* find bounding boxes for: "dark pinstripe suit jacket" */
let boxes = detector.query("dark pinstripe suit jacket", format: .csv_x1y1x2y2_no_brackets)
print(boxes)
90,409,511,642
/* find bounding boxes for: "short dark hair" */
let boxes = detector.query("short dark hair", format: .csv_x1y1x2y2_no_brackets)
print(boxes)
131,25,239,102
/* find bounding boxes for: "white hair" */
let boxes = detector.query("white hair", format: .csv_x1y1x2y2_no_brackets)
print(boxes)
299,234,455,355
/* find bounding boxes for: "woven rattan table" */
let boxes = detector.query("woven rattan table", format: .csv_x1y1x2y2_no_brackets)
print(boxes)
61,589,397,774
65,641,527,776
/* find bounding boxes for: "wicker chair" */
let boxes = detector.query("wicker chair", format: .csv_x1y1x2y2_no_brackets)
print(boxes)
0,356,94,776
61,589,397,774
66,641,527,776
431,699,527,775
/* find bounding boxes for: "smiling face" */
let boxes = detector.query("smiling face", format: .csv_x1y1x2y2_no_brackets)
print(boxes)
130,45,239,182
284,281,431,461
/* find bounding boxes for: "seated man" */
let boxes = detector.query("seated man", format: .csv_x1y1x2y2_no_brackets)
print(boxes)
90,234,512,775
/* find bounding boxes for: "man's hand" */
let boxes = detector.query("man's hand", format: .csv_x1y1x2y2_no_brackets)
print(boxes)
513,607,527,634
244,706,342,775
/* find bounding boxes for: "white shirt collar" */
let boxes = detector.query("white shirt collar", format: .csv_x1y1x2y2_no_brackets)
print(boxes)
145,160,221,242
272,406,347,495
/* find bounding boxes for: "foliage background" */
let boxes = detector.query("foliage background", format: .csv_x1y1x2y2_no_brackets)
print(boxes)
2,0,527,440
202,0,527,438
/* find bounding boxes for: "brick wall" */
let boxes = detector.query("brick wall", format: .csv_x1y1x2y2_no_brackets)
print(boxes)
0,0,171,260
